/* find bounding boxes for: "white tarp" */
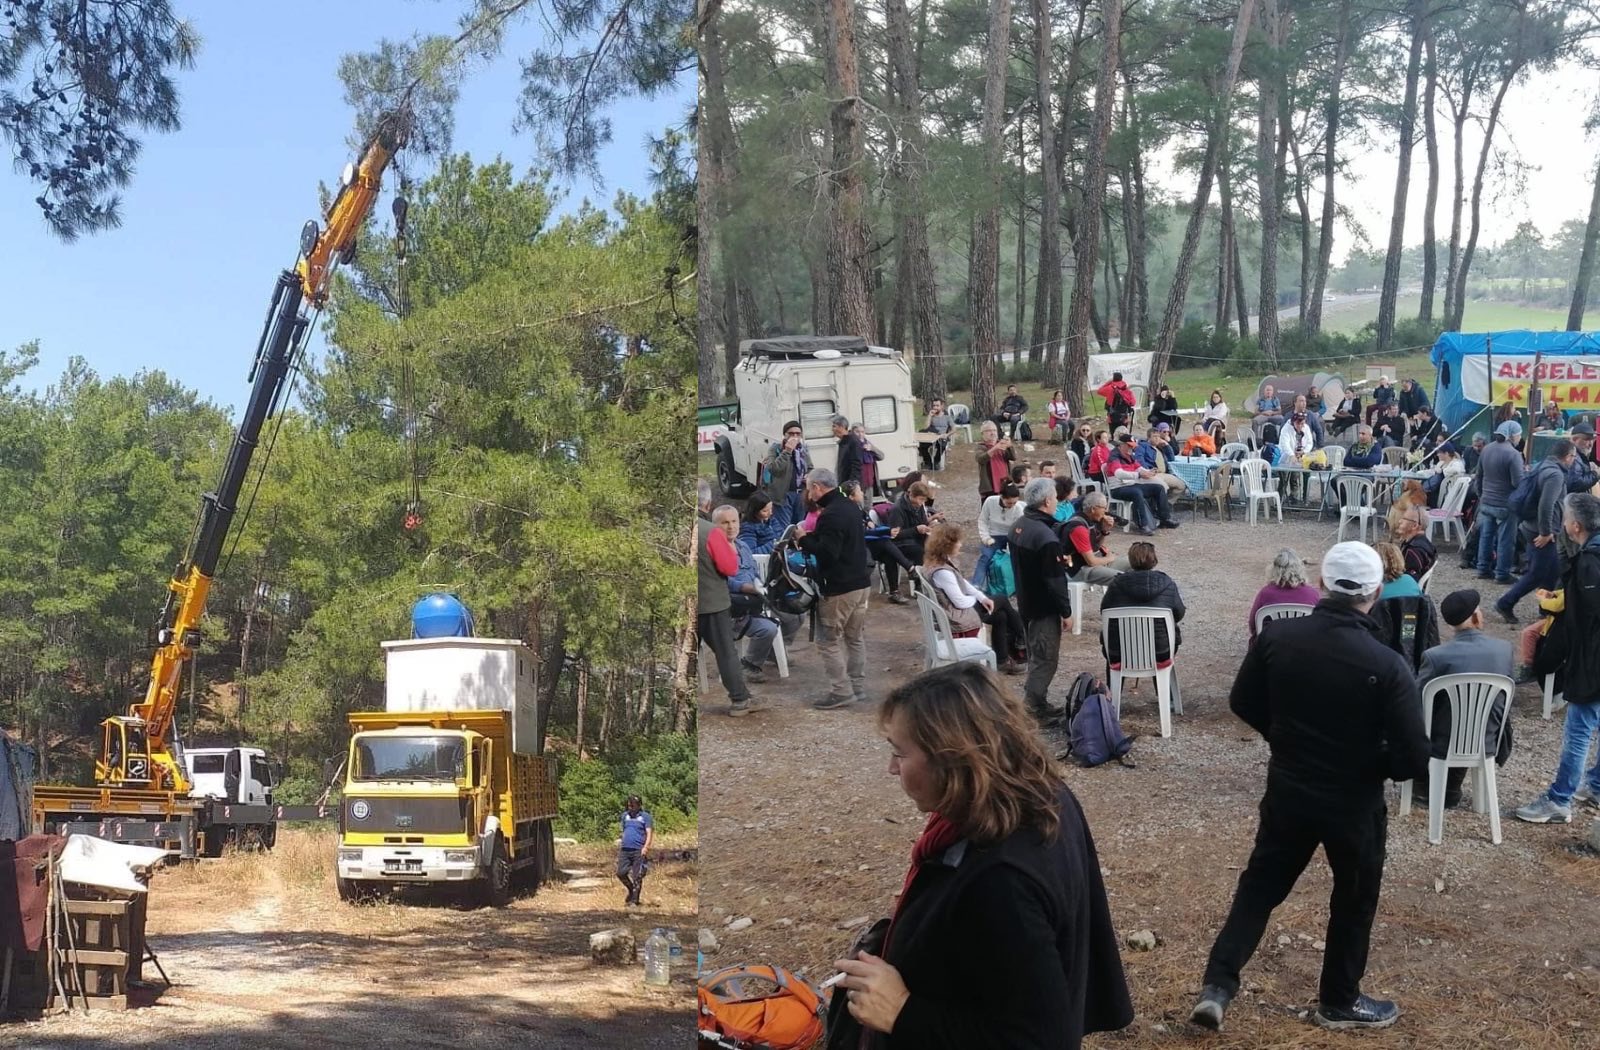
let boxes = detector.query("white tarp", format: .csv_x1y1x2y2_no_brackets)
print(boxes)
1086,351,1155,401
58,834,169,894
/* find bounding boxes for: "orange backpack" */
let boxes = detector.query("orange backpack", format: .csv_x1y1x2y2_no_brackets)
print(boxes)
697,963,827,1050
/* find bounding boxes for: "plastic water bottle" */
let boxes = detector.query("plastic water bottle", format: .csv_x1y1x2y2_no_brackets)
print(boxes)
644,928,671,986
666,928,684,972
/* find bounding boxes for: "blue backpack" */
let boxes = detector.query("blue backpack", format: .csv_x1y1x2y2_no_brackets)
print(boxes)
985,548,1016,598
1511,461,1559,522
1068,688,1135,767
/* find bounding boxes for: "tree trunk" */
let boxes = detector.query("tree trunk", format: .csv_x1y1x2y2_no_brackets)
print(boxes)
1031,0,1076,370
1442,77,1474,331
885,0,944,393
698,0,739,398
1231,197,1250,339
972,0,1014,417
1254,0,1282,365
1377,3,1424,349
1287,125,1312,329
1449,44,1523,331
1015,119,1028,354
1419,22,1440,324
1118,72,1149,346
1151,0,1257,385
1064,0,1120,405
1216,193,1232,334
821,0,873,337
1568,158,1600,330
1305,0,1352,335
1105,207,1123,339
574,659,589,761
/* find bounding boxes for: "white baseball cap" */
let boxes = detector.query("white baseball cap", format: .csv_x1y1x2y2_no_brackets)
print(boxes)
1322,542,1383,596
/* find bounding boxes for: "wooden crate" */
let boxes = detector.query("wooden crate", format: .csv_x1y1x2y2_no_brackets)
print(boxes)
58,897,133,1010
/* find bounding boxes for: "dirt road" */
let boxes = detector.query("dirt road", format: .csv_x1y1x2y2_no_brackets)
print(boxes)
702,450,1600,1048
10,830,694,1048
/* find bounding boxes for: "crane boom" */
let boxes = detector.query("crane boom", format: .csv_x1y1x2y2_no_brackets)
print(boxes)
96,113,409,793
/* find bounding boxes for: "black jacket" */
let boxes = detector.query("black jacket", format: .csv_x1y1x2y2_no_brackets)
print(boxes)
887,495,930,552
1557,537,1600,701
1399,385,1429,417
1369,593,1442,674
876,785,1134,1049
1233,601,1429,812
798,488,871,596
1100,569,1184,662
836,433,865,487
1009,507,1075,622
1149,394,1180,427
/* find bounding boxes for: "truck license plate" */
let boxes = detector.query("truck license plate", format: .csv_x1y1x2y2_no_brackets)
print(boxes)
384,859,423,874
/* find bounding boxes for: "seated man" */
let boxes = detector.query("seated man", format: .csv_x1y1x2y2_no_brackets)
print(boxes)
1535,399,1567,433
1374,403,1409,448
1133,426,1189,500
993,384,1030,440
1106,434,1181,534
1415,589,1514,808
716,505,801,683
1409,405,1445,452
1059,491,1131,585
1329,391,1361,437
1346,425,1383,469
1290,393,1324,447
1251,383,1286,430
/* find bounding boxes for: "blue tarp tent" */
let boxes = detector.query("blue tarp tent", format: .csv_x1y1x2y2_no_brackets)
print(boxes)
1429,330,1600,432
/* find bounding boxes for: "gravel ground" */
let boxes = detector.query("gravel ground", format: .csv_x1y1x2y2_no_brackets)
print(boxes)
701,441,1600,1048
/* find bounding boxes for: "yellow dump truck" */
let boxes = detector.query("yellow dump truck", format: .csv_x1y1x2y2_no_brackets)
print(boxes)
335,637,559,906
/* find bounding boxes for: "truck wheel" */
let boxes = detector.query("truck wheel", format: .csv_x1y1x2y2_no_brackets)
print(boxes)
258,822,278,850
716,446,753,498
337,877,374,904
200,829,227,858
481,838,512,909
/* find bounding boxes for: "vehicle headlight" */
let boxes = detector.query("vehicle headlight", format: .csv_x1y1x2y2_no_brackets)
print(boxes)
444,850,477,864
338,850,362,863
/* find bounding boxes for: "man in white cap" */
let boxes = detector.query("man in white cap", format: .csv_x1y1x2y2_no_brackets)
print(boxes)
1191,542,1429,1034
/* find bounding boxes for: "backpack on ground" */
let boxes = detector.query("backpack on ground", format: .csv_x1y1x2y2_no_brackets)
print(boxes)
765,537,819,617
698,963,825,1050
1063,671,1100,722
1067,688,1135,768
1019,420,1033,441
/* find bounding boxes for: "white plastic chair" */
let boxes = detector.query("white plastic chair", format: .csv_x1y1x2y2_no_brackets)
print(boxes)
945,403,975,444
1418,563,1436,595
1107,470,1140,530
1335,474,1378,542
1382,445,1409,468
1068,578,1107,636
1253,602,1314,635
912,565,988,649
915,592,996,672
1543,673,1566,720
1399,673,1514,845
1323,444,1347,471
1217,442,1251,461
751,554,789,679
1062,449,1103,497
1100,607,1181,738
1237,459,1282,526
1424,475,1472,547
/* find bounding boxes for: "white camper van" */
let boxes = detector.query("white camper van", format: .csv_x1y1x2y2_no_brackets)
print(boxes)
712,336,920,497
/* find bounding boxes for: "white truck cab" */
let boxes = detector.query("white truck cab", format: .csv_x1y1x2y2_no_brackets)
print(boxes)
712,335,920,497
183,746,274,805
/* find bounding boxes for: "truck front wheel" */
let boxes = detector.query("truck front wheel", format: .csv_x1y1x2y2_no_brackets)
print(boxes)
337,877,375,904
716,446,753,498
480,838,512,909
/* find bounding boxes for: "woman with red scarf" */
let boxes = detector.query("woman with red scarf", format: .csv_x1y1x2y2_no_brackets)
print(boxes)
829,664,1132,1048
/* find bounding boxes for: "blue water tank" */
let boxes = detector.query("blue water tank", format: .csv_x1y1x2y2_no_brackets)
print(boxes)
412,593,474,638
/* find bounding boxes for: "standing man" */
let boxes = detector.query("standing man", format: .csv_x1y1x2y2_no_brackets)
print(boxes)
698,481,760,717
1190,542,1428,1033
1414,590,1514,810
1475,421,1525,584
975,420,1016,508
1008,477,1078,722
616,794,652,907
993,384,1029,439
1097,371,1136,433
832,414,864,488
794,468,871,710
1515,492,1600,824
763,420,811,522
1494,439,1576,623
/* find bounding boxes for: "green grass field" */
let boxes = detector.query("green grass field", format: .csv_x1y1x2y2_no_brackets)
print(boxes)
1321,296,1569,337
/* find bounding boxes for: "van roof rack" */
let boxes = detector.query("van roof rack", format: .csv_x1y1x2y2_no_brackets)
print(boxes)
741,335,872,358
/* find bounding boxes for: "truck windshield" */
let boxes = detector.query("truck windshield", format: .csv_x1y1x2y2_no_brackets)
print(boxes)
352,736,466,782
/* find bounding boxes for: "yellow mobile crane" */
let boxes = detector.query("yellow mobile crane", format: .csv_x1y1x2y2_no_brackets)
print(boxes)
34,112,410,857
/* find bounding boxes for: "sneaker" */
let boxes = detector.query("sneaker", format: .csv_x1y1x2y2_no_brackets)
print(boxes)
1189,985,1232,1031
1494,604,1519,625
1158,519,1181,529
886,592,908,605
1573,783,1599,807
1134,527,1156,536
1513,663,1535,685
1475,571,1495,580
813,693,854,710
998,659,1025,676
1495,576,1514,585
740,661,768,683
1314,994,1399,1030
1514,796,1572,823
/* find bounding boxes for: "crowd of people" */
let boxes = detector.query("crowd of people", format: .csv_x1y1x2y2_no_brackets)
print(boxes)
697,382,1600,1041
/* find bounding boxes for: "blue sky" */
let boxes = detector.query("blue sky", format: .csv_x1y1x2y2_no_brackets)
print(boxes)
0,1,694,409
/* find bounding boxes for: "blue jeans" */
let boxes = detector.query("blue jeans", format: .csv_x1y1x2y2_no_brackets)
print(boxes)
1548,699,1600,805
1475,503,1518,580
972,535,1008,590
1498,534,1560,613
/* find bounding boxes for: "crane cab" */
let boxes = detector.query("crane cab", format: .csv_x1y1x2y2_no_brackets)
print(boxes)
96,716,155,787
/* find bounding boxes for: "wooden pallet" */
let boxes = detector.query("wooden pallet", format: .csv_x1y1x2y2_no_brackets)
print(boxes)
58,897,133,1010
